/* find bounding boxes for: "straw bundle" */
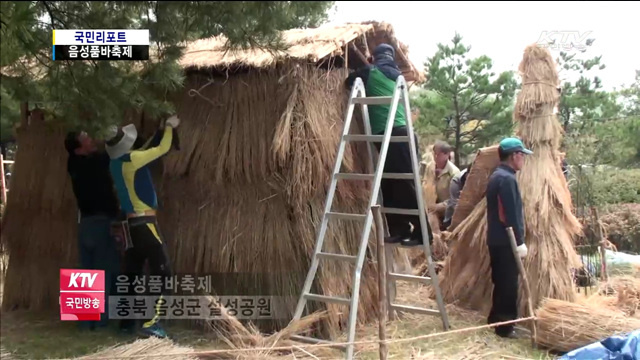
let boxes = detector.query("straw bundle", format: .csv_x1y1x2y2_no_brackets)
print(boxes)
513,44,582,315
0,109,79,311
535,298,640,353
436,44,582,317
77,338,197,360
447,146,499,231
438,199,493,311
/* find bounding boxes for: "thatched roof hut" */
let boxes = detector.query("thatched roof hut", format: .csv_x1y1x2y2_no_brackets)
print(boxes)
0,21,424,334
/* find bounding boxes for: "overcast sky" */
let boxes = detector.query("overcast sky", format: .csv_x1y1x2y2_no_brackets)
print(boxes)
327,1,639,91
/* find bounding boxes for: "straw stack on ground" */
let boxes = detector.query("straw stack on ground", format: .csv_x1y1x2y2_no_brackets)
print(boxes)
77,338,198,360
0,22,426,335
437,44,582,317
535,298,640,353
0,109,79,310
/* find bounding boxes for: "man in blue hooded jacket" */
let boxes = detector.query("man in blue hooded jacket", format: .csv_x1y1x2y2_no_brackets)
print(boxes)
345,43,432,247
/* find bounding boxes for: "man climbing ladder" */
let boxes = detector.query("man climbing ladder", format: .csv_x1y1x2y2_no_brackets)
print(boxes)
290,43,449,360
345,43,432,247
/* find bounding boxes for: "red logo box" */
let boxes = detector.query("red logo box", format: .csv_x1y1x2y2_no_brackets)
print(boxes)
60,269,105,321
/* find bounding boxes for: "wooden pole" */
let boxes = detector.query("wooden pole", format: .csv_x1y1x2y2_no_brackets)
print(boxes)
0,154,6,206
591,207,608,282
506,227,537,347
372,205,388,360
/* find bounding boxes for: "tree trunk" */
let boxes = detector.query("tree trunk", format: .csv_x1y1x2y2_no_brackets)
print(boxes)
453,96,461,167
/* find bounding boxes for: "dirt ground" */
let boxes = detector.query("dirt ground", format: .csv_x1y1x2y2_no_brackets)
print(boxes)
0,282,553,360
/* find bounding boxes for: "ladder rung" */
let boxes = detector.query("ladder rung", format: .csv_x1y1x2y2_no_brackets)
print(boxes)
343,135,410,143
352,96,394,105
326,212,367,221
381,207,420,216
382,173,415,180
335,173,374,181
290,335,347,350
317,252,357,263
388,273,432,285
391,304,442,316
305,293,351,305
335,173,416,181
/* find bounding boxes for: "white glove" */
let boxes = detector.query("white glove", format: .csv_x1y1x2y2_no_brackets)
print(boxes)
517,243,528,258
165,115,180,128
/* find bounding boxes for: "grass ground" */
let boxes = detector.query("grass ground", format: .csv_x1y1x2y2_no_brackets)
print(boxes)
0,282,555,359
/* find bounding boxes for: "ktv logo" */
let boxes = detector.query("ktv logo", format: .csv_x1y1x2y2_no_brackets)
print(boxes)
60,269,105,321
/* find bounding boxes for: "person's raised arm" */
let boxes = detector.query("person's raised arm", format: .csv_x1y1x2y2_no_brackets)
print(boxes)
129,116,179,170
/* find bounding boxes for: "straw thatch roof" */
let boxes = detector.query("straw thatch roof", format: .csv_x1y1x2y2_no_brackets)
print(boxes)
178,21,425,83
1,21,425,83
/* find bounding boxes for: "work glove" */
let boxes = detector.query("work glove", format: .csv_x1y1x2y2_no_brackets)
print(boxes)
165,115,180,128
517,243,528,258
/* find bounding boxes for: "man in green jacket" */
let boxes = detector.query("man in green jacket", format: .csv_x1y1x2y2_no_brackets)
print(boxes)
345,43,432,247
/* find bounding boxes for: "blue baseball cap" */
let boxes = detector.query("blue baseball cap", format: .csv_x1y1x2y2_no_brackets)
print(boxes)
499,137,533,155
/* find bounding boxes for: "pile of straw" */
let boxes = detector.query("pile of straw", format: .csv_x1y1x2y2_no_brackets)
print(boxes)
437,44,582,317
599,276,640,316
77,338,197,360
535,298,640,353
209,307,338,359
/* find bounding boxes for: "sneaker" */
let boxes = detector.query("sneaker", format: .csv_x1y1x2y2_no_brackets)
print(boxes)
140,323,168,339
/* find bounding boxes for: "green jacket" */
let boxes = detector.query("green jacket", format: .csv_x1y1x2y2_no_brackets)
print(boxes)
345,66,407,135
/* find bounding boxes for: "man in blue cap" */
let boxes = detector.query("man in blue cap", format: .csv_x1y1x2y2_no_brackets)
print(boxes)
485,137,532,338
344,43,432,248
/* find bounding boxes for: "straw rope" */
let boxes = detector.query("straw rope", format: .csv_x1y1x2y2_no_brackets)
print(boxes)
61,317,536,359
523,81,558,88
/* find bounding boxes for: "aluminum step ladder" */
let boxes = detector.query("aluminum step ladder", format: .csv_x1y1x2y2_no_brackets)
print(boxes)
290,75,450,359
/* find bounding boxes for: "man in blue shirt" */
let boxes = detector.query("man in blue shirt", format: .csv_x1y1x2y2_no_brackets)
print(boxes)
485,137,532,338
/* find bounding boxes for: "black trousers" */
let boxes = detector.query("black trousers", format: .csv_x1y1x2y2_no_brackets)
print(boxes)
488,245,519,336
120,216,172,330
373,126,432,242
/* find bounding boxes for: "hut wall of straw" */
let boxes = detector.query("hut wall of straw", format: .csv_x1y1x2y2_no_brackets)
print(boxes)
157,65,386,333
0,110,79,310
437,44,582,318
0,109,145,311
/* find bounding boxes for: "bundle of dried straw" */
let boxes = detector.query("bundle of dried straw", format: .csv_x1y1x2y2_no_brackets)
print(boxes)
437,44,583,317
0,109,79,311
535,298,640,353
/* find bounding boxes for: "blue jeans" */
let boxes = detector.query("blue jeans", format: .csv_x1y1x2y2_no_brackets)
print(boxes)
77,214,120,328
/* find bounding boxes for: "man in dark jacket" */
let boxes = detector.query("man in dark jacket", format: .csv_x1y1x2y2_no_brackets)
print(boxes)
485,137,532,338
65,131,121,330
344,43,432,247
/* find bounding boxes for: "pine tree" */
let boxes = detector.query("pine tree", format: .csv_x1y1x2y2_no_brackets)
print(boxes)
0,1,334,138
